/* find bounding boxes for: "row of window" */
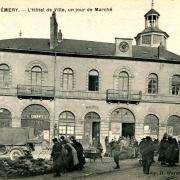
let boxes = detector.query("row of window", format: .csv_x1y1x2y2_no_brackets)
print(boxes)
0,64,180,95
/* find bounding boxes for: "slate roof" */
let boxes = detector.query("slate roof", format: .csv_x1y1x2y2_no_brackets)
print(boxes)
0,38,51,52
144,8,160,17
135,27,169,38
55,39,114,56
0,38,180,62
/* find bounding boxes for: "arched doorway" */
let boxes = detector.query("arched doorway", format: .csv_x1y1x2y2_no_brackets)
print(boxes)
167,115,180,137
84,112,101,142
0,108,12,128
21,104,50,141
110,108,135,138
144,114,159,139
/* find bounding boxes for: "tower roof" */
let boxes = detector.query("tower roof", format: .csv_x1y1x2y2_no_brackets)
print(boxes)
135,26,169,39
144,8,160,17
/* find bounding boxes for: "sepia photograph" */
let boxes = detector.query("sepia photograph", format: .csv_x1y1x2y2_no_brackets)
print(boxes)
0,0,179,179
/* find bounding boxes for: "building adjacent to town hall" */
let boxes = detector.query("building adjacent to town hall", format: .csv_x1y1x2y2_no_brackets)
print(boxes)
0,5,180,148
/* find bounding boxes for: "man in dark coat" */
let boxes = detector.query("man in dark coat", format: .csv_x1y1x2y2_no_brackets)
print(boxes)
166,136,174,166
63,141,74,172
70,136,85,170
60,135,66,145
140,136,155,174
166,137,179,166
51,138,65,177
112,141,121,169
158,136,168,165
171,138,179,166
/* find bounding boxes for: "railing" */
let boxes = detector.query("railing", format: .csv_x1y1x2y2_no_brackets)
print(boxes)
106,89,142,103
17,85,55,100
0,85,179,103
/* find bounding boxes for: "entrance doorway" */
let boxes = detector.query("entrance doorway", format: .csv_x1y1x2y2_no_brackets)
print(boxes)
84,112,101,142
110,108,135,138
122,123,135,138
92,122,100,141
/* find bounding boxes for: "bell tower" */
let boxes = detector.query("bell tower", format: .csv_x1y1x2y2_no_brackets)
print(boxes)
135,0,169,49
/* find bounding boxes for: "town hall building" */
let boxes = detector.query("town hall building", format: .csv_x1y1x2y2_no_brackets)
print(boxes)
0,3,180,148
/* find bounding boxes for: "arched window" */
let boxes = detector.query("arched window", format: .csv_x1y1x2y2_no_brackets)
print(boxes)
167,115,180,136
62,68,74,90
171,75,180,95
0,108,12,128
144,114,159,137
31,66,42,86
59,111,75,137
148,73,158,94
21,104,50,140
88,70,99,91
0,64,10,87
118,71,129,91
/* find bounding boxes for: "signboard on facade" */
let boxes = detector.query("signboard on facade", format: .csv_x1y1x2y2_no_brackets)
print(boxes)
167,126,173,136
144,125,150,132
43,130,50,141
76,135,83,139
111,122,120,134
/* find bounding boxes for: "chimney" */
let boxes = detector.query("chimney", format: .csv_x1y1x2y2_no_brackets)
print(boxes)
158,43,165,59
50,11,58,49
58,29,62,42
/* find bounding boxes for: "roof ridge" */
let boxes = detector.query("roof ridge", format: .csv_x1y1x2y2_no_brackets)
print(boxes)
62,38,114,45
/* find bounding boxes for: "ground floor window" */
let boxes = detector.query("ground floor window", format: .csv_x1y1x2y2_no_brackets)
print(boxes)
21,104,50,141
0,108,12,128
59,125,75,136
167,115,180,137
59,111,75,137
144,114,159,138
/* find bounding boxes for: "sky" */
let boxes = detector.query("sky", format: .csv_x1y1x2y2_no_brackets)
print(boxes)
0,0,180,55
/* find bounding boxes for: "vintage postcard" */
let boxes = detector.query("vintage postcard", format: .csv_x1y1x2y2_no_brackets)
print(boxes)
0,0,179,179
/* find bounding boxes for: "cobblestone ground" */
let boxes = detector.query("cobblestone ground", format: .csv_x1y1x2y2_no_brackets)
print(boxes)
83,162,180,180
1,158,179,180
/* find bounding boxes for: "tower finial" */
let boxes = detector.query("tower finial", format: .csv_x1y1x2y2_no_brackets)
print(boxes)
151,0,154,9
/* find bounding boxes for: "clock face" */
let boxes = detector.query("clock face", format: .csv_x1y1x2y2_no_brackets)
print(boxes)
119,41,129,52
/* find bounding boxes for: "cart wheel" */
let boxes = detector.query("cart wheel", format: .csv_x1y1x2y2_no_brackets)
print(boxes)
9,149,24,160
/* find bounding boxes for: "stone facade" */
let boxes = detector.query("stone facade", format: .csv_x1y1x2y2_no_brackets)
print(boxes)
0,7,180,151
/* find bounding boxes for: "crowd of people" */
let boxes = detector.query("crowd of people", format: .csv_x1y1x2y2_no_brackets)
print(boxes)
158,133,179,166
51,136,85,177
50,134,179,176
139,133,179,174
105,136,139,159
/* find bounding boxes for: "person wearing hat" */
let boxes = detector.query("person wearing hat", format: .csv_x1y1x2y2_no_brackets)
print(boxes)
51,138,65,177
70,136,85,170
112,141,121,169
140,136,155,174
158,134,168,165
